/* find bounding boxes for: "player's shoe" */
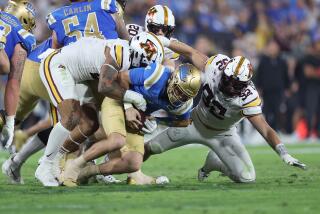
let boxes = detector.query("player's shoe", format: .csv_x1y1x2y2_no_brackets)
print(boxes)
96,175,121,184
61,159,82,187
198,168,210,181
127,176,169,185
13,130,28,152
2,154,24,184
35,159,59,187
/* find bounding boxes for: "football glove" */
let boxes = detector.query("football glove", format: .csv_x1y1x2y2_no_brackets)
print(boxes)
275,143,306,170
141,118,157,134
0,115,15,151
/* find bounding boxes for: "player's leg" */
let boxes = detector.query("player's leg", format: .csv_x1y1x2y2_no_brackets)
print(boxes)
63,97,127,186
203,130,255,183
36,52,80,186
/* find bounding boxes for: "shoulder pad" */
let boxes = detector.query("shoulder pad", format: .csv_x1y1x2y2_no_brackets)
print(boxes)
108,39,131,71
241,85,261,108
100,0,117,13
17,29,36,53
126,24,144,39
205,54,230,73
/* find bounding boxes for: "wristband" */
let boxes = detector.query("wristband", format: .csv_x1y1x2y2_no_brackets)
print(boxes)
124,102,133,110
275,143,288,156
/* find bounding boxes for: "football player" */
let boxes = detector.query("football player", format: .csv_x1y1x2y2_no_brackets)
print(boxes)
63,62,201,186
126,5,178,70
34,32,164,186
0,0,36,148
143,54,306,183
1,0,129,185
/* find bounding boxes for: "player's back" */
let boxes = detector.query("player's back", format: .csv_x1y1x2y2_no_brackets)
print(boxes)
57,37,129,82
47,0,118,46
0,11,36,58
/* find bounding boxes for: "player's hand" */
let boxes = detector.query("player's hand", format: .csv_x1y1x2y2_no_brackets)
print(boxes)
123,90,147,111
0,115,15,152
125,107,143,131
281,154,307,170
141,118,157,134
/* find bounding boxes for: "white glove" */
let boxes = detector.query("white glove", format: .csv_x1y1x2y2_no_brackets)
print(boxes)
281,153,306,169
141,118,157,134
0,115,15,151
123,90,146,111
275,143,306,170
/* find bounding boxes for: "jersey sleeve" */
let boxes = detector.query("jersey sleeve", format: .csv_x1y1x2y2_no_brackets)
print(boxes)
126,24,144,39
109,39,131,71
16,28,36,54
241,86,262,116
46,11,58,31
100,0,118,13
129,63,159,85
204,54,230,73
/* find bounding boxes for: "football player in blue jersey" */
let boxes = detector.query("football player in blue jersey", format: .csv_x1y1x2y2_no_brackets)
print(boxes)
62,62,201,186
47,0,129,49
0,0,36,149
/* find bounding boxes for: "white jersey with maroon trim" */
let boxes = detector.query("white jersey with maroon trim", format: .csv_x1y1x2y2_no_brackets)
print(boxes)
193,54,262,131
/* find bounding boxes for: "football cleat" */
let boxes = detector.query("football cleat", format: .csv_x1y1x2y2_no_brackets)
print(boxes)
35,159,59,187
2,154,24,184
155,176,169,184
198,168,210,182
96,175,121,184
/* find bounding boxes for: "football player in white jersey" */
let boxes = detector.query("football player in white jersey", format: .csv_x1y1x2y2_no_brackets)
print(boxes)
126,5,179,70
143,55,306,183
35,32,164,186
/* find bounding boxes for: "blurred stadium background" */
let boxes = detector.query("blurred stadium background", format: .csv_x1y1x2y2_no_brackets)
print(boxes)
0,0,320,144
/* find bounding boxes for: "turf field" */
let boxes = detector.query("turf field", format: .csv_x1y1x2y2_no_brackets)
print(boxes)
0,143,319,214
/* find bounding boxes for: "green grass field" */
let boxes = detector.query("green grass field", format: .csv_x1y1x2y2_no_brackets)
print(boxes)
0,144,319,214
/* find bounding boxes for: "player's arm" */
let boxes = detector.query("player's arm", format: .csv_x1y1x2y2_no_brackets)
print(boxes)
51,30,63,49
0,44,27,147
112,13,130,41
98,47,146,110
159,36,208,71
248,114,306,169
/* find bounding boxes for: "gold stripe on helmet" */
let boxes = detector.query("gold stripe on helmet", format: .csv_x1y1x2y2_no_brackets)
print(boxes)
234,56,245,77
163,5,168,25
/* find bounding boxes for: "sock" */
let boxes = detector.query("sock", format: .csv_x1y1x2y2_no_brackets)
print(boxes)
44,122,70,161
56,145,70,160
13,135,46,165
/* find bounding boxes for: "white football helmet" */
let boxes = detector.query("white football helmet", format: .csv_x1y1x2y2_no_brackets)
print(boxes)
145,5,175,38
129,32,164,68
219,56,254,97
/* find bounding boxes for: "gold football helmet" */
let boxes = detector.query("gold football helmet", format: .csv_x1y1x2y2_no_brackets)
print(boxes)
167,63,201,107
4,0,36,32
116,0,127,18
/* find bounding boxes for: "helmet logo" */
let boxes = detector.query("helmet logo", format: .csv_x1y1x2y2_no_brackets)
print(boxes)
140,39,157,61
147,7,157,23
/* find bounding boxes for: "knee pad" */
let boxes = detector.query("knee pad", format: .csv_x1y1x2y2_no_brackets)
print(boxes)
232,169,256,183
37,127,53,145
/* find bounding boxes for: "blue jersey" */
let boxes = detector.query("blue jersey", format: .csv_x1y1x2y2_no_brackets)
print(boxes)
27,38,52,63
46,0,118,46
0,12,36,58
129,63,193,120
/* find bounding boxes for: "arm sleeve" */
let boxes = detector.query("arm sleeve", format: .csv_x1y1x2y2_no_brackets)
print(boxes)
129,67,146,86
